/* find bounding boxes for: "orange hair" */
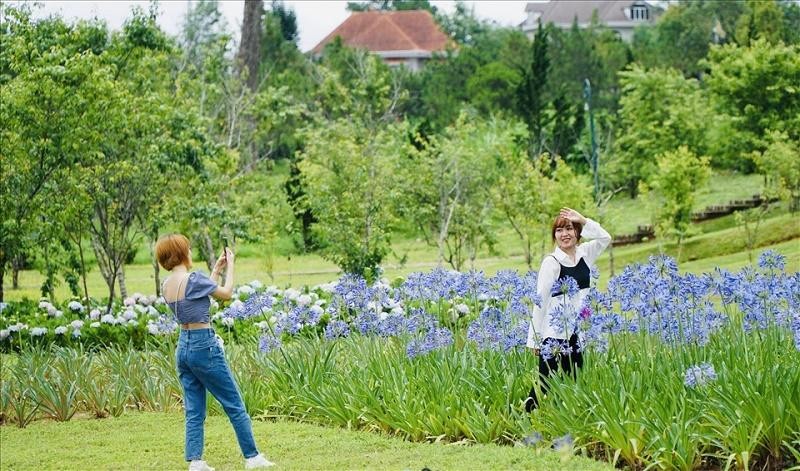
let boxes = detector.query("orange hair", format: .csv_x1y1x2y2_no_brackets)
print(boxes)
551,216,583,242
155,234,191,270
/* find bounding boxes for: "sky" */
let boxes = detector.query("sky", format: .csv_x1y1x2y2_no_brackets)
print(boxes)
28,1,534,52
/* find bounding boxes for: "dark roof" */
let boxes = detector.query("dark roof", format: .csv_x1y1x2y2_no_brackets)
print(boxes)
525,0,660,24
311,10,451,54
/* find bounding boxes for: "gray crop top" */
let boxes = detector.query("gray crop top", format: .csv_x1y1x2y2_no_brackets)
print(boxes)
165,272,218,324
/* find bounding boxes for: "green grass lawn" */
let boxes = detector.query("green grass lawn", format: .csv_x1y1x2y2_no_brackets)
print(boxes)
0,412,611,471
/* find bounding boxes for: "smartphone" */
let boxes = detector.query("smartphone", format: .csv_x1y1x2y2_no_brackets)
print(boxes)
222,237,230,260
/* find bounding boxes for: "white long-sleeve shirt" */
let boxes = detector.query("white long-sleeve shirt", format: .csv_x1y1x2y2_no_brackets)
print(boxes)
526,218,611,348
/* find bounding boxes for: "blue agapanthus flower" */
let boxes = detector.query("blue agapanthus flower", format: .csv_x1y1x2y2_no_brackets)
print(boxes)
258,334,282,353
758,250,786,271
551,276,580,297
324,320,350,340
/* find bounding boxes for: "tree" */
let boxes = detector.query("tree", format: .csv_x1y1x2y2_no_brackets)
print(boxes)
403,111,522,270
298,120,406,279
753,130,800,212
0,7,111,302
641,146,711,262
735,0,786,47
632,0,745,77
237,0,264,91
609,65,709,196
704,40,800,165
493,152,593,268
516,20,550,157
346,0,437,13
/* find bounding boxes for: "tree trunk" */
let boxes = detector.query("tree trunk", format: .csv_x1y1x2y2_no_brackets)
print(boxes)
237,0,264,91
11,254,23,289
608,243,615,278
117,266,128,300
152,243,161,297
11,265,19,290
0,260,5,302
77,238,89,302
202,231,216,272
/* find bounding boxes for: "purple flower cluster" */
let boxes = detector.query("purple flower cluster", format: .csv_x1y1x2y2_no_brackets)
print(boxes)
406,327,453,359
324,320,350,340
233,248,798,359
259,334,282,353
466,307,527,352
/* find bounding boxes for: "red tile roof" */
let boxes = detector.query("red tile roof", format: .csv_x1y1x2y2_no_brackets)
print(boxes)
311,10,451,54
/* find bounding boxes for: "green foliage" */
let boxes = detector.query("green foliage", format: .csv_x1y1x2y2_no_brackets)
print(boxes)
632,1,736,77
640,146,711,260
403,112,524,270
705,40,800,165
493,153,593,268
299,119,407,278
753,130,800,211
610,66,709,195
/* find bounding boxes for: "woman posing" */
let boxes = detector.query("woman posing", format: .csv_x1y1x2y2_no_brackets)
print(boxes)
525,208,611,411
156,234,275,470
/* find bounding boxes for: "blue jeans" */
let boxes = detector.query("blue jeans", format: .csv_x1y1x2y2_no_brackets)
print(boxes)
176,328,259,461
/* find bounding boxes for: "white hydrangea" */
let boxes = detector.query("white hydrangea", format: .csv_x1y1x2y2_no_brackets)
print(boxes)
122,310,138,321
147,306,159,317
315,282,337,293
89,309,101,320
30,327,48,337
123,297,136,307
249,280,263,290
54,326,68,335
237,285,255,296
39,300,53,310
283,288,300,301
0,329,10,340
297,294,312,307
71,329,81,338
147,323,159,335
90,322,101,328
390,306,404,316
127,319,138,326
0,302,8,313
70,320,85,330
68,301,84,313
455,303,470,314
101,314,116,324
221,317,235,327
52,310,64,318
8,323,27,332
265,286,280,296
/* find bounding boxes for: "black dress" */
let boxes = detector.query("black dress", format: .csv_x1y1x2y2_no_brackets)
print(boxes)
525,256,590,412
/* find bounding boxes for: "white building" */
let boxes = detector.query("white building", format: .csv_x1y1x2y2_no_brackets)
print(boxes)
520,1,664,42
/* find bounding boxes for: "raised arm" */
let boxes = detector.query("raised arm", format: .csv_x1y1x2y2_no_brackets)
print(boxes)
211,248,235,301
561,207,611,264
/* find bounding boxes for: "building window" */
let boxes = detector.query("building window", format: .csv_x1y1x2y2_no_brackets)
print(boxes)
631,4,649,21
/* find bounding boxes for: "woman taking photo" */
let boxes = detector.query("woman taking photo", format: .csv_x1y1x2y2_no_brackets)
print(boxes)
525,208,611,411
156,234,274,470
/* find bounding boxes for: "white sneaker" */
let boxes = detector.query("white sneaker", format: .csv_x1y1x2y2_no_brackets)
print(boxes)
245,453,275,469
188,460,215,471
